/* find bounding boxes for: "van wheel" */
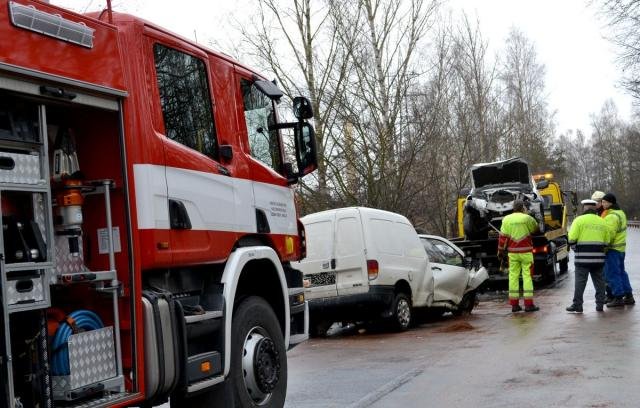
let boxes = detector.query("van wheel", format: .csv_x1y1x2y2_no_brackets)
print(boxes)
390,293,412,331
452,291,477,316
309,319,332,337
229,296,286,407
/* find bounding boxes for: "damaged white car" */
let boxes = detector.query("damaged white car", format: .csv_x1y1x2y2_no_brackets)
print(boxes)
294,207,488,336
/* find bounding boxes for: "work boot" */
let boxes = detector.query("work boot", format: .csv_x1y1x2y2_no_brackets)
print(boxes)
524,304,540,312
596,304,604,312
607,297,625,307
624,294,636,305
512,304,522,313
566,304,583,313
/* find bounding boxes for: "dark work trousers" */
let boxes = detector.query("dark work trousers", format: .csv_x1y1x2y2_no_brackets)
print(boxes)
574,264,606,306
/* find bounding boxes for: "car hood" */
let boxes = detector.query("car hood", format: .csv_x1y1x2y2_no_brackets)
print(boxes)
471,157,531,189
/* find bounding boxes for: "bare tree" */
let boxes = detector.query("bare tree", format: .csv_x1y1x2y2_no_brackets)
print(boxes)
498,28,555,172
237,0,352,212
595,0,640,102
326,0,439,213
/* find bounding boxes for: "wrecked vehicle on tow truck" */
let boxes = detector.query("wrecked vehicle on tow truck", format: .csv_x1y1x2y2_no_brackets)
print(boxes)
462,157,546,240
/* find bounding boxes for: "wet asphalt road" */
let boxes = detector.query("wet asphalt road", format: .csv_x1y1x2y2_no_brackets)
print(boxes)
285,229,640,408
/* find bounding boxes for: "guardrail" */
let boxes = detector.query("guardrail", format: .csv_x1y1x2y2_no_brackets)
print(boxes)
629,221,640,229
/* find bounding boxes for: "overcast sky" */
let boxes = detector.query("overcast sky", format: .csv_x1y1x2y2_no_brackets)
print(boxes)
54,0,634,135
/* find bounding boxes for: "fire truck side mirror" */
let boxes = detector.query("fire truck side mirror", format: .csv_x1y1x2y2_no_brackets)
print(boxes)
294,122,317,177
293,97,314,120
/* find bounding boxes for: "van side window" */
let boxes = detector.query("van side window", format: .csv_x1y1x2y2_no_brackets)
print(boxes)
336,217,362,257
370,219,402,255
239,79,282,172
153,43,218,158
305,220,333,260
397,223,426,258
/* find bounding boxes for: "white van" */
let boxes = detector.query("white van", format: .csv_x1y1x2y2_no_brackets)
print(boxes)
296,207,487,335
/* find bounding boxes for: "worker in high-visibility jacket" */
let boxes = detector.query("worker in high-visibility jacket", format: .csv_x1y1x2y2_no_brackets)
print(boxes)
498,199,540,313
566,199,610,313
601,193,635,307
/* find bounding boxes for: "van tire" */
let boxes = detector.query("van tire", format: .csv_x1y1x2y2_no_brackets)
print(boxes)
229,296,287,407
309,319,332,337
390,293,412,331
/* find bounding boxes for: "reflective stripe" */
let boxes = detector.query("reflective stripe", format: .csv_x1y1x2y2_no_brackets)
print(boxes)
575,258,606,264
508,247,532,253
577,241,608,245
575,252,606,256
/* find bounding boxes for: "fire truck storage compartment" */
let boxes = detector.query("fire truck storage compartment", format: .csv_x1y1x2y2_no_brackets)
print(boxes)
44,100,133,402
0,87,134,406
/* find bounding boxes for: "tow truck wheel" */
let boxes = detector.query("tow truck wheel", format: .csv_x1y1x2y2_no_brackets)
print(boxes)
544,256,558,284
390,293,412,331
559,257,569,273
230,296,287,407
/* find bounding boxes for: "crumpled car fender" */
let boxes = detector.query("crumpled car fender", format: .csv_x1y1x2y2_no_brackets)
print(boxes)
465,266,489,293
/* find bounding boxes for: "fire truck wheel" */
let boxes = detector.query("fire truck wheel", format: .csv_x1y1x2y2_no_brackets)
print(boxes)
231,296,287,407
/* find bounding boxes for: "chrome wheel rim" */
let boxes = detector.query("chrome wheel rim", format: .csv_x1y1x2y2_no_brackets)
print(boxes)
397,298,411,328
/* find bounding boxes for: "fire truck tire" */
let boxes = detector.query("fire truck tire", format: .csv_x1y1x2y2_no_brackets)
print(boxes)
230,296,287,407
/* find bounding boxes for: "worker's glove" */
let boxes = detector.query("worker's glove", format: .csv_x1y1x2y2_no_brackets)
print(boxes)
497,251,505,262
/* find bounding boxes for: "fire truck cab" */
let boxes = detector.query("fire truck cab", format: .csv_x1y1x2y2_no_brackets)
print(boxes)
0,1,316,407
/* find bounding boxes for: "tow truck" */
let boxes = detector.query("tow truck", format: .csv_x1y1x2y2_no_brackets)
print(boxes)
452,159,572,283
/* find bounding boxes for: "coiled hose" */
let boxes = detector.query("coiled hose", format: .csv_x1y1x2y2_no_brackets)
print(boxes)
51,310,104,376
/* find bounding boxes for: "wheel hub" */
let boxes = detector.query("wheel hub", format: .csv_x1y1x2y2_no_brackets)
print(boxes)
242,327,281,405
254,338,280,393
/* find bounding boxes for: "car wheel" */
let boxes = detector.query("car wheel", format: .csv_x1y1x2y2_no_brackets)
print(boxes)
452,291,477,316
229,296,287,407
390,293,412,331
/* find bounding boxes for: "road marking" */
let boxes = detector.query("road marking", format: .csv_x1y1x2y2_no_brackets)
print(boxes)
346,366,425,408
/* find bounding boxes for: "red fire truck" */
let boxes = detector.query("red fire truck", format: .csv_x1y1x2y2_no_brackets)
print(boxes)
0,1,317,407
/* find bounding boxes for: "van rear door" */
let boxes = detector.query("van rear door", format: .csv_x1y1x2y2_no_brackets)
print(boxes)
335,209,367,296
300,214,337,299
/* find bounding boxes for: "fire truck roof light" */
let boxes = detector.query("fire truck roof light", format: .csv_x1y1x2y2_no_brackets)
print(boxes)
9,2,95,49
